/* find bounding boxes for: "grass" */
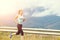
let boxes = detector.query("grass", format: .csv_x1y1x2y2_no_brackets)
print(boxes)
0,32,60,40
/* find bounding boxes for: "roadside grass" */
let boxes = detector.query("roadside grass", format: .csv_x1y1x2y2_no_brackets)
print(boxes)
0,32,60,40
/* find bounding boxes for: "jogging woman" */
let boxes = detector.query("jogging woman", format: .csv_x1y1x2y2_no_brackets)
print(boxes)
14,9,25,40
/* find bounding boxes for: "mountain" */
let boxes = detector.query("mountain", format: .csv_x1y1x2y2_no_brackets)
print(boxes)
23,15,60,30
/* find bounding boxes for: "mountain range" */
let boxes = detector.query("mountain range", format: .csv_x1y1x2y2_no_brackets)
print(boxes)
23,15,60,30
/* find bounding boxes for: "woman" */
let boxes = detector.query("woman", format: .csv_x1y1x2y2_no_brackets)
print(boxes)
14,9,25,36
10,9,25,40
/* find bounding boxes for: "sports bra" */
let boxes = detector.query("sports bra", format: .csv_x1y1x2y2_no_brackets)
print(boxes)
17,15,24,24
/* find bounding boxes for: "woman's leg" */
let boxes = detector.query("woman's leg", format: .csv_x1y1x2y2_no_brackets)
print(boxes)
16,24,21,35
21,29,24,36
16,24,24,40
16,24,24,35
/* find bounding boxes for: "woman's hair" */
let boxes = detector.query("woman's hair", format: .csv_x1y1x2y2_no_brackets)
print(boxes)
18,9,23,15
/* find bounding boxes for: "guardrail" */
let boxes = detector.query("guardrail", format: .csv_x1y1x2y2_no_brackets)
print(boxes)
0,26,60,35
0,26,60,40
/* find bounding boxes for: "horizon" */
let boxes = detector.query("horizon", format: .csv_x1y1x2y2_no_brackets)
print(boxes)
0,0,60,30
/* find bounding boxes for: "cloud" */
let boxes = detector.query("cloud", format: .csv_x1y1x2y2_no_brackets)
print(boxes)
31,0,60,17
23,7,47,18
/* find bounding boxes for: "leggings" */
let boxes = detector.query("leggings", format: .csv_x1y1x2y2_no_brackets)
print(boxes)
16,24,24,36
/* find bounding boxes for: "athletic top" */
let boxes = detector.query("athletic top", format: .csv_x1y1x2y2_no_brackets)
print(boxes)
17,15,24,24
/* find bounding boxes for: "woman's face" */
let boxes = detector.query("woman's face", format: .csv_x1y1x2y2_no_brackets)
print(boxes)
18,10,23,15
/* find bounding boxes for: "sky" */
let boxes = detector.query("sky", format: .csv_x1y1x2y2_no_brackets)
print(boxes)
0,0,60,26
0,0,60,17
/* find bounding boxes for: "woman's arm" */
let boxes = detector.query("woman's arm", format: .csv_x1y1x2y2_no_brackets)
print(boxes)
23,18,26,22
14,16,18,24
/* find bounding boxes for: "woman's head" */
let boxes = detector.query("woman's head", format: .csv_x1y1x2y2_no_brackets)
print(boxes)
18,9,23,16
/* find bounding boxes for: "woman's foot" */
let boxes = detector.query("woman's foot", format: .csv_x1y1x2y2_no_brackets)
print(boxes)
9,32,15,38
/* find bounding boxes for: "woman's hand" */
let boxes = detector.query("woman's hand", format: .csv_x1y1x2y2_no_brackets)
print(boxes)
23,18,26,22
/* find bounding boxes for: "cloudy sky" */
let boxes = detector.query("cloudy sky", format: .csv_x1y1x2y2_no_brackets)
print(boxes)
0,0,60,26
0,0,60,16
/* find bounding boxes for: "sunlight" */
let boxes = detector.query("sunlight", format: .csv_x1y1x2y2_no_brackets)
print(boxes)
0,0,17,16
